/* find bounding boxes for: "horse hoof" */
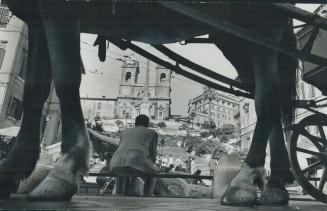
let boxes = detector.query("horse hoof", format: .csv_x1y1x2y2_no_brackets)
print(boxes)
220,186,257,206
220,165,265,206
27,174,78,201
258,182,289,206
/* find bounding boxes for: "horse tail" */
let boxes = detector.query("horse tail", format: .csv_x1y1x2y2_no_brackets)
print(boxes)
278,20,298,127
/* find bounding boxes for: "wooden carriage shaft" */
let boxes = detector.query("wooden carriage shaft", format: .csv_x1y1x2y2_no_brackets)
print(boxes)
151,45,249,91
273,3,327,31
108,38,252,99
160,2,327,67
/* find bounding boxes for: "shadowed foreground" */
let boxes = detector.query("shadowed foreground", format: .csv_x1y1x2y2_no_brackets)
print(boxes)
0,194,325,211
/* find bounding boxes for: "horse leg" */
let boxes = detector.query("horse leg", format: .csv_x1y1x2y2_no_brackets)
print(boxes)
0,19,52,198
259,115,293,205
221,22,286,206
28,1,91,200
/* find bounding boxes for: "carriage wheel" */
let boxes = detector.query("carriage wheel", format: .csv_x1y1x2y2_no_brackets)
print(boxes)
289,114,327,203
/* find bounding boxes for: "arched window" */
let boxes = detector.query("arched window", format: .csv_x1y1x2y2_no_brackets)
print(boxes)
137,90,151,98
125,72,131,82
160,73,166,83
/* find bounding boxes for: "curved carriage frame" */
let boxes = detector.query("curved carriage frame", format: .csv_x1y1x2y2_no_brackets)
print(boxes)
89,2,327,203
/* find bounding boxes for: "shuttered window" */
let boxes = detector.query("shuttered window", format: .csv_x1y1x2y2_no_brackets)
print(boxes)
0,47,5,69
0,7,10,28
7,96,23,120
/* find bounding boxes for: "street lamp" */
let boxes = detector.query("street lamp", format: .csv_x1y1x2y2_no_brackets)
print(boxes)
125,112,129,129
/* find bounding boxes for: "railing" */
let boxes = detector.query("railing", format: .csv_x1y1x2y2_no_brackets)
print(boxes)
88,172,213,180
79,173,213,195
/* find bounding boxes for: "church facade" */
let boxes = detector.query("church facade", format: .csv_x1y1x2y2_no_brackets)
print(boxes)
115,58,171,121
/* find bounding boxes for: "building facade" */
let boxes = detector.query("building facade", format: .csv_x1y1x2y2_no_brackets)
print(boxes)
115,57,171,121
40,84,62,147
0,5,27,128
239,98,256,150
188,87,240,128
81,96,116,121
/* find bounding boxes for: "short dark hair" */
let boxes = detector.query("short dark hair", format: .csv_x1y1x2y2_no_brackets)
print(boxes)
135,115,150,127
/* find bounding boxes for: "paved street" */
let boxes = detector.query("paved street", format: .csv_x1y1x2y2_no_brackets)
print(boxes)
0,194,326,211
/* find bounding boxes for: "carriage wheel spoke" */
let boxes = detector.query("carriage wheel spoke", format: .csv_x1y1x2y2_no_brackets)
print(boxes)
318,167,327,191
296,147,323,158
298,128,324,150
305,176,320,181
318,126,326,140
302,160,322,173
318,126,327,146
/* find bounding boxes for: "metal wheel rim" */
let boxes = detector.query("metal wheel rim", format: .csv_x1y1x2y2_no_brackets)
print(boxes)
288,114,327,203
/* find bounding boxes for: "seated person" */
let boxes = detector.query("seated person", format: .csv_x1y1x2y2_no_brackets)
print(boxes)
192,169,204,185
164,164,175,173
109,115,158,196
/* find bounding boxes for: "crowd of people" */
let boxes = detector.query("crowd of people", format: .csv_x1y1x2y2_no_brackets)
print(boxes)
155,155,199,175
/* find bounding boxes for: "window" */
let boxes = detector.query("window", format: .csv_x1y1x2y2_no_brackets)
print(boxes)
160,73,166,83
0,47,5,69
18,49,28,80
97,102,102,110
7,96,23,120
0,7,10,28
125,72,131,82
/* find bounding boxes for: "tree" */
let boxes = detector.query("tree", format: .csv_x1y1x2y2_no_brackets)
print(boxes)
189,112,196,129
202,120,216,129
149,121,155,128
115,120,124,129
94,116,101,121
211,124,236,143
157,121,166,129
179,123,188,130
211,143,228,160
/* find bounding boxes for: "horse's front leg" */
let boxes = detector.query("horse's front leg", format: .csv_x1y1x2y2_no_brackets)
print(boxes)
0,20,52,198
27,1,91,201
259,116,293,206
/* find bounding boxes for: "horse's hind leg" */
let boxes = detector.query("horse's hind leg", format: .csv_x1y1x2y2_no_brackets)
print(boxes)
0,19,52,198
28,1,90,200
221,16,288,206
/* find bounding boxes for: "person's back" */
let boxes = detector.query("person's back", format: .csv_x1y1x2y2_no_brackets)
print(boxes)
209,159,217,170
110,126,158,175
208,158,218,176
109,115,158,196
118,126,157,154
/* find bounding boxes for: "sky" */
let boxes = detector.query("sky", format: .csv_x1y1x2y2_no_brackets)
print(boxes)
79,3,320,116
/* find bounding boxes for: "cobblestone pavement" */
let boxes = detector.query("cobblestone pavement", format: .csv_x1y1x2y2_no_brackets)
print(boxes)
0,194,326,211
